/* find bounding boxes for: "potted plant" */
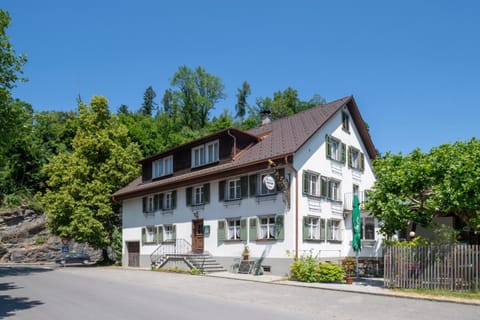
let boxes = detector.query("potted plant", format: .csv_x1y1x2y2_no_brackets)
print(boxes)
342,256,356,284
242,245,250,261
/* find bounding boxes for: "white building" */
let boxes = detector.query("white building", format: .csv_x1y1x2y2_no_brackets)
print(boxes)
113,96,382,275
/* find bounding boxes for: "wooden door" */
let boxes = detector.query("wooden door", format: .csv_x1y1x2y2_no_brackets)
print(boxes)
191,219,204,253
127,241,140,267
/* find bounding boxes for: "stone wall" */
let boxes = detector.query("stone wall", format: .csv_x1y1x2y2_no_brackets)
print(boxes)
0,207,102,263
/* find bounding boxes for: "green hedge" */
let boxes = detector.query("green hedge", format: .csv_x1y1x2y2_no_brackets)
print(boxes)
290,253,344,283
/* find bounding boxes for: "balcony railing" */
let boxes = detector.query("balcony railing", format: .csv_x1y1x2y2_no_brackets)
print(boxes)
343,191,368,211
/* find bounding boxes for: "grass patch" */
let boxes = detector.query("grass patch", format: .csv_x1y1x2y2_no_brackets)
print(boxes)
394,288,480,300
151,266,202,275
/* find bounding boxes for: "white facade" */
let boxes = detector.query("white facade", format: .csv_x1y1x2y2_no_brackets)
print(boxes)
120,99,382,274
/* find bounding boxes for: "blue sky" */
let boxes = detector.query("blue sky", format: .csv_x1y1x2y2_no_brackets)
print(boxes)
3,1,479,155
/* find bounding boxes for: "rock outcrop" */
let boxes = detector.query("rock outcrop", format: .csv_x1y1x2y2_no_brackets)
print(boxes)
0,207,102,263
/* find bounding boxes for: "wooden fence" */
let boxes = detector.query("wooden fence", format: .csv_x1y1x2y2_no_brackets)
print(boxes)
384,245,479,291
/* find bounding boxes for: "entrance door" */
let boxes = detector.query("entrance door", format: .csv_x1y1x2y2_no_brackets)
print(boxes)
127,241,140,267
192,219,204,253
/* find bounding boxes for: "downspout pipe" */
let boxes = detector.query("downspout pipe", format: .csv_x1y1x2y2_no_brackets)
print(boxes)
283,156,299,259
227,129,237,159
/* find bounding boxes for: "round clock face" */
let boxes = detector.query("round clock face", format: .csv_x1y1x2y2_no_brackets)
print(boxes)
263,175,276,191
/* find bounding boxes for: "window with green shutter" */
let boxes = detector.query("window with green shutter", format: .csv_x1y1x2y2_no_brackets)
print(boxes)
240,218,247,241
249,174,257,197
275,215,284,240
240,176,249,198
186,187,192,206
218,180,226,201
156,225,162,243
249,217,257,241
217,220,226,241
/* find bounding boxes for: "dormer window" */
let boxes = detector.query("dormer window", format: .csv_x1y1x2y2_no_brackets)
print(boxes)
152,156,173,178
192,140,219,168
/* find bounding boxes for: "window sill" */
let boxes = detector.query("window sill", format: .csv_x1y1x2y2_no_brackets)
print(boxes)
327,240,342,244
303,194,324,200
142,242,157,246
348,166,364,172
255,194,277,203
191,204,205,210
161,209,174,215
304,239,325,243
224,199,241,207
151,173,173,181
223,239,243,243
255,238,277,242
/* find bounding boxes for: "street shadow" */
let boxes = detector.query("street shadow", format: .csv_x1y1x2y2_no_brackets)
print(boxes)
0,266,53,278
0,283,20,291
0,295,43,319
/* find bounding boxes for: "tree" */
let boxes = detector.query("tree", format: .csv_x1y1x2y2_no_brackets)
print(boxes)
170,65,226,130
41,96,142,261
366,139,480,238
235,81,251,119
138,86,158,116
0,9,28,159
118,104,129,115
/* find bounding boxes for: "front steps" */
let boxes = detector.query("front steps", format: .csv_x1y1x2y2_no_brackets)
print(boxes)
152,252,226,274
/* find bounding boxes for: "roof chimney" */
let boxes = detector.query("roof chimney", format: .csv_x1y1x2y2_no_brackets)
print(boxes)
260,109,272,125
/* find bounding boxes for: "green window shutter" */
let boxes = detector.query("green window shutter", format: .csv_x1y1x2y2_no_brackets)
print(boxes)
218,180,226,202
217,220,226,241
276,168,285,192
141,227,146,244
327,220,333,240
249,217,258,241
327,179,332,199
154,226,159,243
186,187,192,206
142,197,147,213
347,146,353,167
159,193,164,210
325,135,331,159
303,217,309,240
341,143,347,164
303,171,309,195
321,176,328,197
249,174,257,197
275,215,284,240
204,183,210,204
360,152,365,171
171,191,177,209
240,218,247,241
240,176,249,198
172,225,176,240
153,195,159,211
158,225,164,242
320,219,326,240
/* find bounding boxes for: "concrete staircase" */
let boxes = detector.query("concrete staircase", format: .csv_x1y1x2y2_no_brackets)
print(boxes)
152,252,226,274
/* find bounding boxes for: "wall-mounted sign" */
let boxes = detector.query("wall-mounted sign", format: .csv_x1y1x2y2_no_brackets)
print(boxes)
263,175,276,191
203,225,210,236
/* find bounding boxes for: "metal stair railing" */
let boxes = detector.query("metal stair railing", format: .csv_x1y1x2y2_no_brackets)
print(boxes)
150,238,192,267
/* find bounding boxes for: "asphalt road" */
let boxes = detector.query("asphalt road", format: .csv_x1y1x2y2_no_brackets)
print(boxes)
0,265,478,320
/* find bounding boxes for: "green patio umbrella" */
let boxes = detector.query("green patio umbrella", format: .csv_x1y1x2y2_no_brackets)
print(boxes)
352,194,362,276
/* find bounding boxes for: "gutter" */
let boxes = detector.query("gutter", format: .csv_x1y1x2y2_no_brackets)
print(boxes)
227,129,237,159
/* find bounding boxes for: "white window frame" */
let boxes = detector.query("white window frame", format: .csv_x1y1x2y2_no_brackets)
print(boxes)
306,217,320,240
361,217,375,240
342,111,350,132
328,179,341,201
304,171,320,197
146,195,154,213
227,218,241,240
259,216,276,239
227,178,241,200
191,140,219,168
164,192,173,210
330,138,341,161
327,219,342,241
193,185,204,205
206,140,219,163
152,156,173,178
145,226,155,243
164,224,174,241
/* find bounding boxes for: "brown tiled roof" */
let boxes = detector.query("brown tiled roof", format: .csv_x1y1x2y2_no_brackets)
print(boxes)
113,95,376,200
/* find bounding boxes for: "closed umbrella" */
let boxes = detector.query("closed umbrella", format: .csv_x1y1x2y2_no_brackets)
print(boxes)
352,194,362,277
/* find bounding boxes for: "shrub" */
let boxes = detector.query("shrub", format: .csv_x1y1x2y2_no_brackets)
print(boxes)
35,235,48,245
290,252,344,283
